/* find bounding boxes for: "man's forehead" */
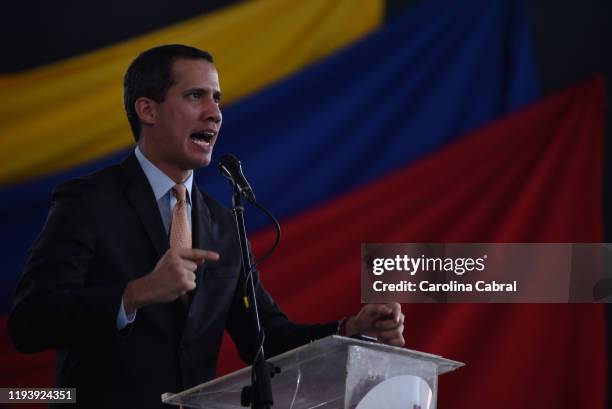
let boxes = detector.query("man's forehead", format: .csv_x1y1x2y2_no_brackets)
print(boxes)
170,58,219,87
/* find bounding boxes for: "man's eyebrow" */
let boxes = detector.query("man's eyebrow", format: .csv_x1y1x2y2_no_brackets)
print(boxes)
183,87,205,94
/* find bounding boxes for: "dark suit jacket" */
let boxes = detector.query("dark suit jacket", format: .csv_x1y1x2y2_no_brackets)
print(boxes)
8,153,337,409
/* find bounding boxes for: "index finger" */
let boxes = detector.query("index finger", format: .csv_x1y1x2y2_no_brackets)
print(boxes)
179,248,220,263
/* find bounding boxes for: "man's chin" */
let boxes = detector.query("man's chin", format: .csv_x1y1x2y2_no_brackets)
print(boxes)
187,155,212,170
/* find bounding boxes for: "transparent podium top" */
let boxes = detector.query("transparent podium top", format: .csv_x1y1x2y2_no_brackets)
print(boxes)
162,335,464,409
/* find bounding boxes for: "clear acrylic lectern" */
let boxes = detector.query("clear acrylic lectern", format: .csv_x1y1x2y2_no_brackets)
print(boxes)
162,335,464,409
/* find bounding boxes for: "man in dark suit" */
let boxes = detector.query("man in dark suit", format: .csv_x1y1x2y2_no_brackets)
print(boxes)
8,45,405,408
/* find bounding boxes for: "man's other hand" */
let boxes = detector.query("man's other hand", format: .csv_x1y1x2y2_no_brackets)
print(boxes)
345,303,405,347
123,248,220,312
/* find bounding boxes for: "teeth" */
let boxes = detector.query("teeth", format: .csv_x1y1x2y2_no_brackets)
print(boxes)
190,131,215,143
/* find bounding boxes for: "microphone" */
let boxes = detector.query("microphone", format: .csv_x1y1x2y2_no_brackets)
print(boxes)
218,154,257,204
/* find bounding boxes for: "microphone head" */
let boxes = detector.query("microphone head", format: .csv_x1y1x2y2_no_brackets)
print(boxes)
218,154,256,203
218,153,240,181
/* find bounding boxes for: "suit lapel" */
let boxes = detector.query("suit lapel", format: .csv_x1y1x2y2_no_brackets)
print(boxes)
120,154,169,258
183,184,217,339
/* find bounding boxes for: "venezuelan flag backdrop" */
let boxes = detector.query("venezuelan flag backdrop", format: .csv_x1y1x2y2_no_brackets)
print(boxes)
1,0,611,408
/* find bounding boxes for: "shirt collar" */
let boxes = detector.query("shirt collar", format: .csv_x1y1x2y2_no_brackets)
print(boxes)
134,146,193,203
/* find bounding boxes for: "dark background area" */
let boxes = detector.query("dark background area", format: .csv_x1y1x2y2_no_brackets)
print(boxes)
3,1,611,92
2,0,611,405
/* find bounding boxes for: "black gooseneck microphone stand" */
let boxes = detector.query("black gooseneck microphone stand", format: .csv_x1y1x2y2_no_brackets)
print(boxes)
220,156,280,409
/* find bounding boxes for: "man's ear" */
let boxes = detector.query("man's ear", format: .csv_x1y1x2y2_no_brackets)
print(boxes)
134,97,157,126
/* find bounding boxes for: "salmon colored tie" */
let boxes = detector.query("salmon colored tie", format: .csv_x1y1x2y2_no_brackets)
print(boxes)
169,184,191,305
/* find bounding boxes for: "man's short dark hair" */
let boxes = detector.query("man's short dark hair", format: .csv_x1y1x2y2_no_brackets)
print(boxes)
123,44,214,141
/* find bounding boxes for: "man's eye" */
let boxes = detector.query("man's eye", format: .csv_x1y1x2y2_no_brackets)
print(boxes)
188,92,202,100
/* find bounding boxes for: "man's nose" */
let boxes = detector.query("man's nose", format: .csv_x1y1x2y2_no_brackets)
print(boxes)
202,100,222,124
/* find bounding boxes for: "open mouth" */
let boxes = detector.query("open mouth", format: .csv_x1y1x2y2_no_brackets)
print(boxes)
190,131,215,145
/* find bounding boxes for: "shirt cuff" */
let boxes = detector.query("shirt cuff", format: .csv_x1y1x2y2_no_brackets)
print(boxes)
116,298,137,330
